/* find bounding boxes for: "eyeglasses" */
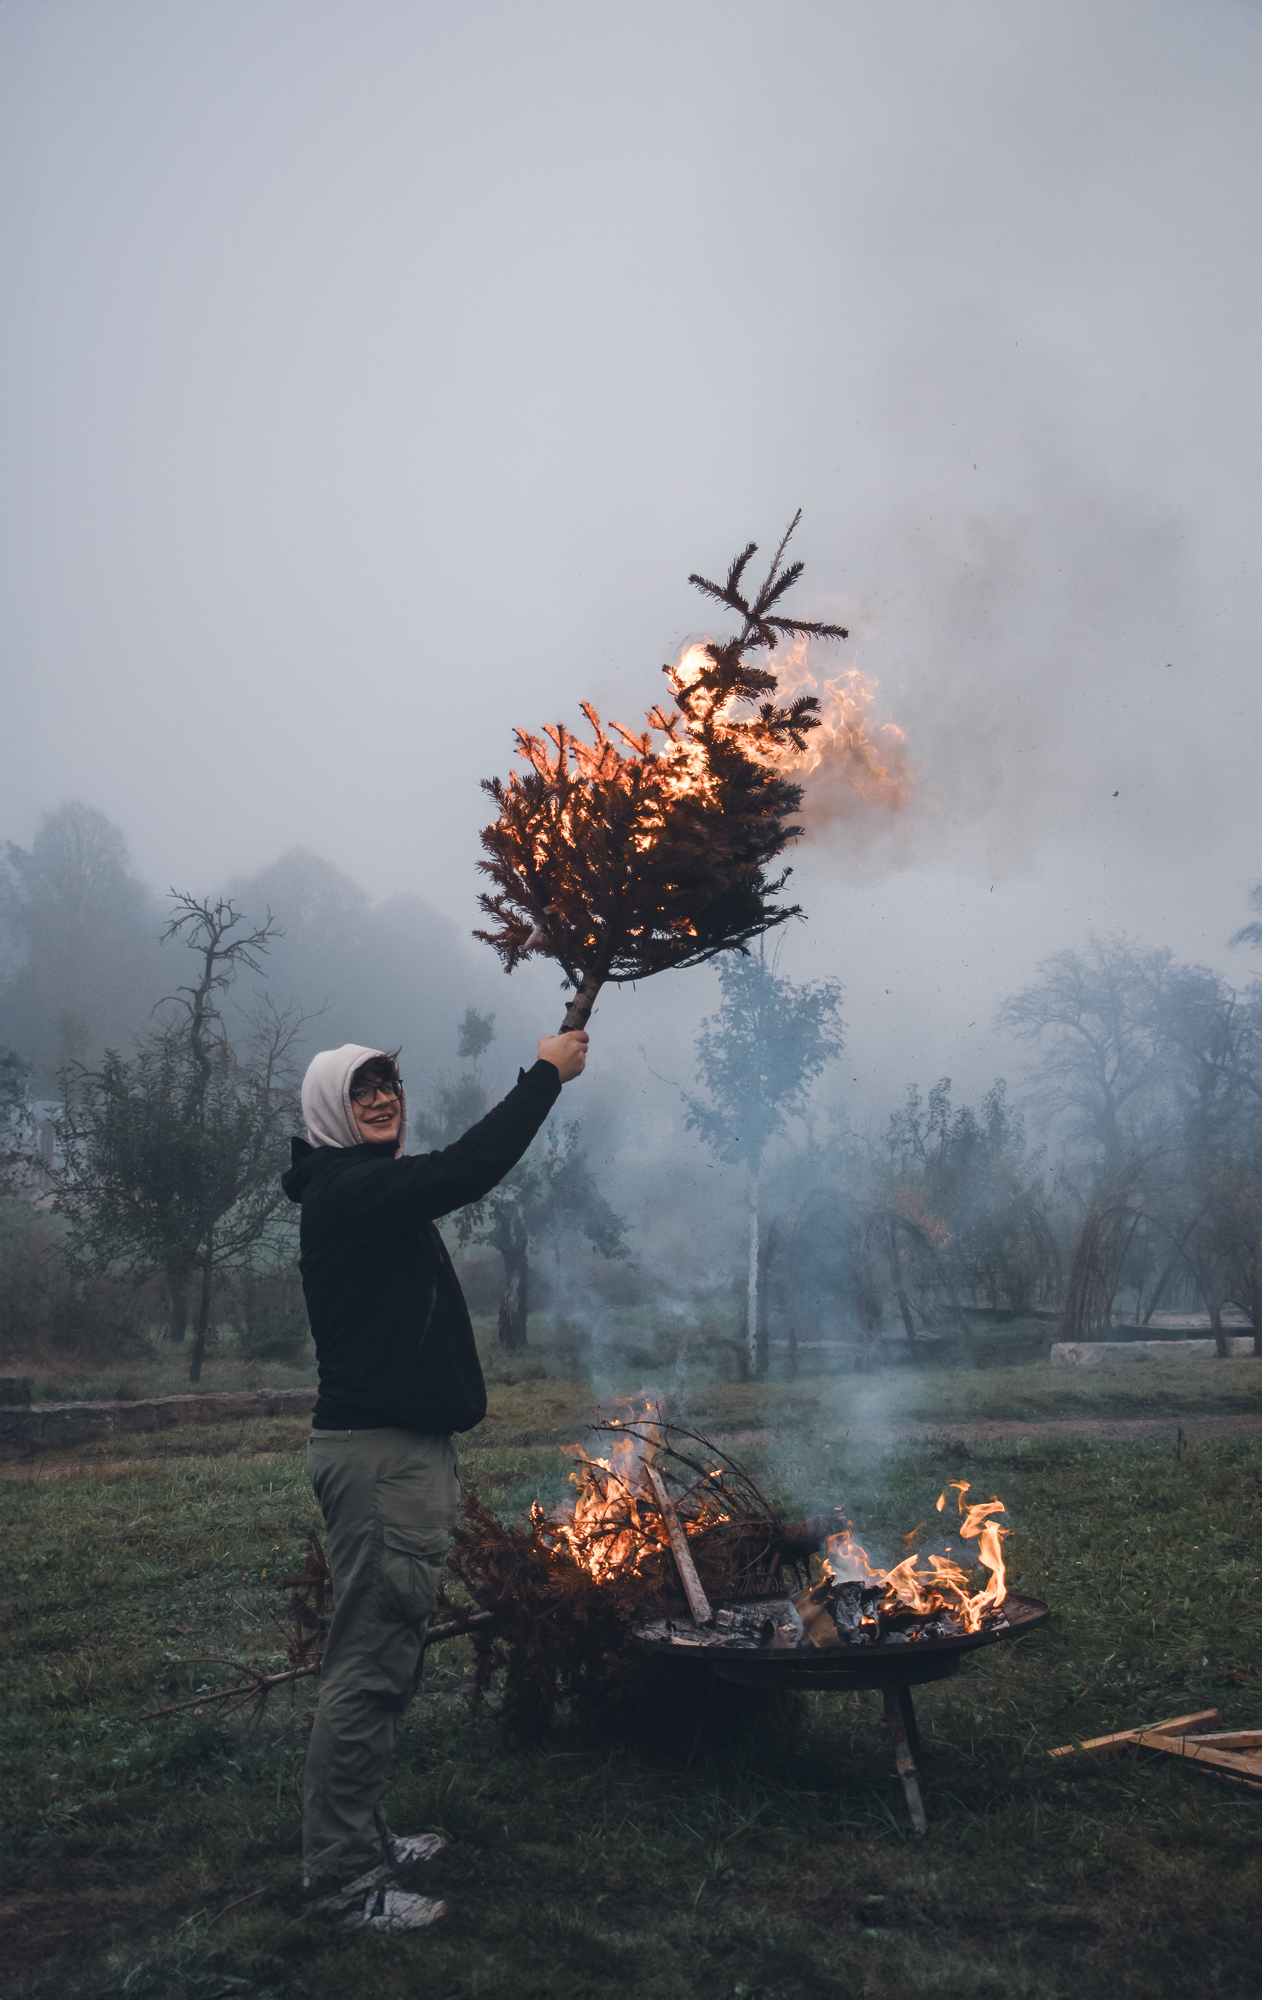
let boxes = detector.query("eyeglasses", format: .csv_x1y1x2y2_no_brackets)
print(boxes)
349,1079,402,1107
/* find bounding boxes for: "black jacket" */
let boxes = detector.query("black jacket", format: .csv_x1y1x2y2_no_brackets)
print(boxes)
282,1058,562,1434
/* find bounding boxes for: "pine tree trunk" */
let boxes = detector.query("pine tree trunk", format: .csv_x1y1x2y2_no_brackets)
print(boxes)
559,969,604,1035
746,1173,760,1378
497,1214,530,1349
188,1235,214,1383
166,1275,189,1345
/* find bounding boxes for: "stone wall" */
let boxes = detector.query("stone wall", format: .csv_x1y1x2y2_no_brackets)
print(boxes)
0,1387,318,1453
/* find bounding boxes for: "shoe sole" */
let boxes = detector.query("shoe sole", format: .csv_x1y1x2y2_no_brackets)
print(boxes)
347,1890,447,1930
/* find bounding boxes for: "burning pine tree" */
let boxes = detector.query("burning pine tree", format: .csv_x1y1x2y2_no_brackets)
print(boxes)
475,515,848,1031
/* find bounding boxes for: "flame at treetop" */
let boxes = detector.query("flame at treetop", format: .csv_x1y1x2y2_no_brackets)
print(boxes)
823,1480,1008,1634
505,640,910,857
770,637,911,821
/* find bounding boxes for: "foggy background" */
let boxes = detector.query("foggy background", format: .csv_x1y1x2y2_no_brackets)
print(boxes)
3,0,1260,1298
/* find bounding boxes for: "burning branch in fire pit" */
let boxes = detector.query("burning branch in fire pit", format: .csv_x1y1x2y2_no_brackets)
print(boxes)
475,515,848,1033
448,1409,820,1745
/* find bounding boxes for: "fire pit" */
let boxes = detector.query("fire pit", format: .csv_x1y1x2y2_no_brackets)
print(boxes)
450,1410,1048,1822
634,1591,1049,1833
632,1470,1048,1832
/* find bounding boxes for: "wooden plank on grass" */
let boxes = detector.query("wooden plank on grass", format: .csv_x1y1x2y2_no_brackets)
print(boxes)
1049,1709,1221,1757
1139,1733,1262,1776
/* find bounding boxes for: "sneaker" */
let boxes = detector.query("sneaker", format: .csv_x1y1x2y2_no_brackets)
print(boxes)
388,1832,446,1867
306,1834,447,1915
345,1885,447,1930
306,1861,392,1913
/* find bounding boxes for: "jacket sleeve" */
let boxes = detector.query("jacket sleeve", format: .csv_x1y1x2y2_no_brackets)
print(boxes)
320,1060,563,1230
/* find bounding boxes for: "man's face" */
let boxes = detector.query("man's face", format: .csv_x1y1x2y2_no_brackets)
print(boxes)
349,1075,403,1147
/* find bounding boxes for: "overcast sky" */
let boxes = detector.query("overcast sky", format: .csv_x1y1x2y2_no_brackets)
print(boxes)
3,0,1260,1113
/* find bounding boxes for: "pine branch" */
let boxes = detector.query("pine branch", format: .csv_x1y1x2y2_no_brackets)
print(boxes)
475,517,848,1030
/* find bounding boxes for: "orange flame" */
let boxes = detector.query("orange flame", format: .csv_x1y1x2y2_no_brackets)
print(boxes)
514,639,909,820
770,638,911,822
823,1480,1007,1635
503,634,910,919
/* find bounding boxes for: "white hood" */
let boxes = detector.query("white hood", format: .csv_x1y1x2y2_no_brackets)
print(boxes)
300,1044,407,1157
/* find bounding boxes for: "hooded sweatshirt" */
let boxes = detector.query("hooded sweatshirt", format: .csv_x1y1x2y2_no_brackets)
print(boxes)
282,1044,561,1434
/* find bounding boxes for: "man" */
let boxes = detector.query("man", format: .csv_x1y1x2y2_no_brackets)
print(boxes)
282,1027,588,1928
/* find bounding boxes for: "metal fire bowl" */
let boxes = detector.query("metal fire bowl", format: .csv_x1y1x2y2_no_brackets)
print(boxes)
634,1592,1050,1692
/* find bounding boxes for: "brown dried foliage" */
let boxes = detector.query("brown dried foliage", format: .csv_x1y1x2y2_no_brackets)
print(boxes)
449,1418,811,1746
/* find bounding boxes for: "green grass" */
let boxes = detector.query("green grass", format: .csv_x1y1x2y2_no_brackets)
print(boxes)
3,1351,1261,1999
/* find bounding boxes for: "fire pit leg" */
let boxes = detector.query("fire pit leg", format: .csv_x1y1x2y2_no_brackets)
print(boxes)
880,1675,928,1835
897,1681,923,1764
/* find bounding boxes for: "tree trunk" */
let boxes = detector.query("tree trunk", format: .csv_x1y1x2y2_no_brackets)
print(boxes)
854,1241,883,1372
1207,1292,1228,1360
944,1281,983,1369
188,1234,214,1383
886,1222,920,1358
755,1218,777,1378
746,1172,760,1379
497,1214,530,1349
559,969,604,1035
1140,1248,1181,1325
166,1275,189,1345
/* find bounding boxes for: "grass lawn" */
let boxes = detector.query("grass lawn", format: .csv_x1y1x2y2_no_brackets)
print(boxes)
3,1345,1261,2000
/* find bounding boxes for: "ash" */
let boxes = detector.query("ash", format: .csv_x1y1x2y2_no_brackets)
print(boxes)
638,1589,1010,1653
637,1596,805,1650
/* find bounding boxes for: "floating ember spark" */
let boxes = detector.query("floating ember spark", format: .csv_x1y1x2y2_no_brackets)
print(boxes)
475,515,849,1033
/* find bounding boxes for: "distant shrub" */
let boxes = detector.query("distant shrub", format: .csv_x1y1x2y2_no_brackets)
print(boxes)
0,1198,148,1359
230,1262,312,1362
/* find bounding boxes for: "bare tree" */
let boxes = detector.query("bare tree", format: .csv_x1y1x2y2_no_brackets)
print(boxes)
998,935,1173,1178
882,1079,1058,1318
0,802,162,1083
57,895,307,1381
465,1122,628,1349
1229,881,1262,954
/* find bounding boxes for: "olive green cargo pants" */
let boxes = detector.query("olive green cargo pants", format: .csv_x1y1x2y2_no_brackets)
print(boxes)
303,1427,460,1889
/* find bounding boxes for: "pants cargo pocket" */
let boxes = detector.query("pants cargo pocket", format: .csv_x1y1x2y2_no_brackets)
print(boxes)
378,1524,446,1627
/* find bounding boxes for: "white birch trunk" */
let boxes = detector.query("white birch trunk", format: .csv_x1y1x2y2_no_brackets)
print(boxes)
747,1172,760,1376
